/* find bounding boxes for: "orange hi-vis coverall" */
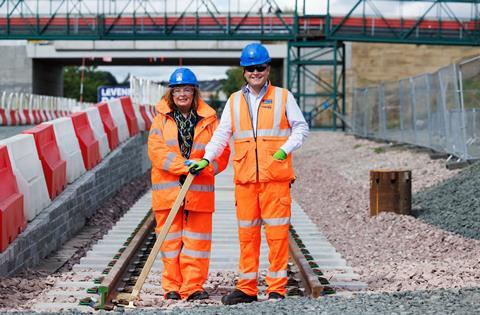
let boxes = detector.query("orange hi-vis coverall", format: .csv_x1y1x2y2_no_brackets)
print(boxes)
148,98,230,299
229,84,294,296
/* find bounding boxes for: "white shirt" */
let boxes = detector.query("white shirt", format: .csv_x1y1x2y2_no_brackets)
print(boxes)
203,82,309,162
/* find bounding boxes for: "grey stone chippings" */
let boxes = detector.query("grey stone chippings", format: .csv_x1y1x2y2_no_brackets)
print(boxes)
413,161,480,240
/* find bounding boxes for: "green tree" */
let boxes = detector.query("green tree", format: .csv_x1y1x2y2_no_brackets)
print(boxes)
222,67,245,97
64,66,118,103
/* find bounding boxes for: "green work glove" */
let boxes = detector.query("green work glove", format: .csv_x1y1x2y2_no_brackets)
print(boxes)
189,158,209,174
273,148,287,160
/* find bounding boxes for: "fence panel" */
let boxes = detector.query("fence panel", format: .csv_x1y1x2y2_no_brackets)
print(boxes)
349,58,480,160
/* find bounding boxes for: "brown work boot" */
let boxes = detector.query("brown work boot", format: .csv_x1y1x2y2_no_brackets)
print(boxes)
221,289,257,305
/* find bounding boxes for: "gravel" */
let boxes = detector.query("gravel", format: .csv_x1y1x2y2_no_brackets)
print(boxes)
0,171,151,312
58,171,151,271
291,131,480,294
124,287,480,314
3,130,480,314
413,161,480,240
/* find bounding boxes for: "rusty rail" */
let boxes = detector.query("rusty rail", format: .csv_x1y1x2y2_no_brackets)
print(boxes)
288,232,324,298
95,212,156,310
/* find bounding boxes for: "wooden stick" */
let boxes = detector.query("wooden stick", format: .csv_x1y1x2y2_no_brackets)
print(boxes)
129,173,195,302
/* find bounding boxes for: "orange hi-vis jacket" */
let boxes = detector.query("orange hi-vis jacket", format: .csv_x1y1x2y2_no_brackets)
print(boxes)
148,98,230,212
229,83,294,184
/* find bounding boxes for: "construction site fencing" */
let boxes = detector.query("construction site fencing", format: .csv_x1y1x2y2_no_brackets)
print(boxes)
130,76,166,109
0,91,87,125
351,58,480,161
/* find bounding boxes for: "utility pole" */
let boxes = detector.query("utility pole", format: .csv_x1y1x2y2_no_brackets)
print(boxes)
79,58,86,103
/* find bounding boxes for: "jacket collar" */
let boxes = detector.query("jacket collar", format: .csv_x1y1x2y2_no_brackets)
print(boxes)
155,97,216,119
241,81,271,98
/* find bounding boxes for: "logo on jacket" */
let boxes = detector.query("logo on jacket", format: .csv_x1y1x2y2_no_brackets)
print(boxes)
261,99,273,109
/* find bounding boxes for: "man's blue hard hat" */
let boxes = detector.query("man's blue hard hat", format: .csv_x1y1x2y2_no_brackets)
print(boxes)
240,43,271,67
168,68,199,87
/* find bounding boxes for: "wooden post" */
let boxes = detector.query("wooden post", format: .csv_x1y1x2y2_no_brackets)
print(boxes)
370,169,411,216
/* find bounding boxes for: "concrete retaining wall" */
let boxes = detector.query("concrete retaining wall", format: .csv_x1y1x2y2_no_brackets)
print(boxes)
0,45,32,93
0,132,151,276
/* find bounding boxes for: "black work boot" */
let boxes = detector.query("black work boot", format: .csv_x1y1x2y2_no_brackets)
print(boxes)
221,289,257,305
165,291,181,300
268,292,285,300
187,290,209,301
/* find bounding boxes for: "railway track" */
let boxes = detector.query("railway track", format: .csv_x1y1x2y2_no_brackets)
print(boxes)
32,167,366,312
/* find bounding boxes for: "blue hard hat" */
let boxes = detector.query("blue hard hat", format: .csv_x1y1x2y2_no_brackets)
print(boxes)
168,68,198,87
240,43,271,67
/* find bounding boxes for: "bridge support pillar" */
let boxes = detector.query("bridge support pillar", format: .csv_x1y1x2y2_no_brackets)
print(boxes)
287,41,346,130
33,60,64,97
0,45,33,93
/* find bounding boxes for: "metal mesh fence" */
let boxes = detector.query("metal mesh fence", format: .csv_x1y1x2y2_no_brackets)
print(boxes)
350,58,480,161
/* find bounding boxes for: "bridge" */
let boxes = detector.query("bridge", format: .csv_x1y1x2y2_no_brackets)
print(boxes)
1,0,480,128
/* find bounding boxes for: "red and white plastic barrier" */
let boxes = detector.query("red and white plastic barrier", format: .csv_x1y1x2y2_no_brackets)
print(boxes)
85,107,110,159
44,118,86,183
23,124,67,200
0,145,25,252
0,134,50,222
96,102,120,151
0,95,145,252
70,112,101,170
107,98,130,143
0,92,79,126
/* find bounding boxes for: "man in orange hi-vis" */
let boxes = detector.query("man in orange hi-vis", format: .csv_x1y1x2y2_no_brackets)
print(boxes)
148,68,230,301
189,43,309,304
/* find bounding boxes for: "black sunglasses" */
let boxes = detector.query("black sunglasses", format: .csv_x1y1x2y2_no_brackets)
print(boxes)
244,65,268,73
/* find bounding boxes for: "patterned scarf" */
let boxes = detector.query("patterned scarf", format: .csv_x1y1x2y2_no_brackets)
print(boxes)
173,108,197,159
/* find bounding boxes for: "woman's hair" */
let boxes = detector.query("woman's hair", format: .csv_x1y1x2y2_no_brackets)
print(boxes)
162,86,200,112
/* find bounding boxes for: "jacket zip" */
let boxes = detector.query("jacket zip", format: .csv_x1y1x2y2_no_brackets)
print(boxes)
242,88,266,183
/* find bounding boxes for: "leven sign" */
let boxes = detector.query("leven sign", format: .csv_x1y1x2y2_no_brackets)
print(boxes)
98,86,131,102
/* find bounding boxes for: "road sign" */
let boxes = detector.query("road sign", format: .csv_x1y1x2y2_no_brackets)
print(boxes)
97,86,130,102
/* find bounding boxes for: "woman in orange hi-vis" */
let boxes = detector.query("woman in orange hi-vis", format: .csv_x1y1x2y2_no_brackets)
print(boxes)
148,67,230,301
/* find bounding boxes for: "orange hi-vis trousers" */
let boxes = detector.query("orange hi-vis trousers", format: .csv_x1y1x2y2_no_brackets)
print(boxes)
154,208,212,299
235,181,291,296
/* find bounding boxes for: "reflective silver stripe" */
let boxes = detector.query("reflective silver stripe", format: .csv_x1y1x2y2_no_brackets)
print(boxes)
263,217,290,226
160,249,180,259
189,184,214,192
232,92,242,140
273,87,283,129
212,160,219,175
192,142,206,151
232,87,291,140
233,130,253,139
152,181,179,191
239,271,258,280
165,231,182,241
162,152,176,170
165,139,178,147
268,270,288,278
183,230,212,241
238,218,263,228
256,128,291,137
182,248,210,259
149,128,162,137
